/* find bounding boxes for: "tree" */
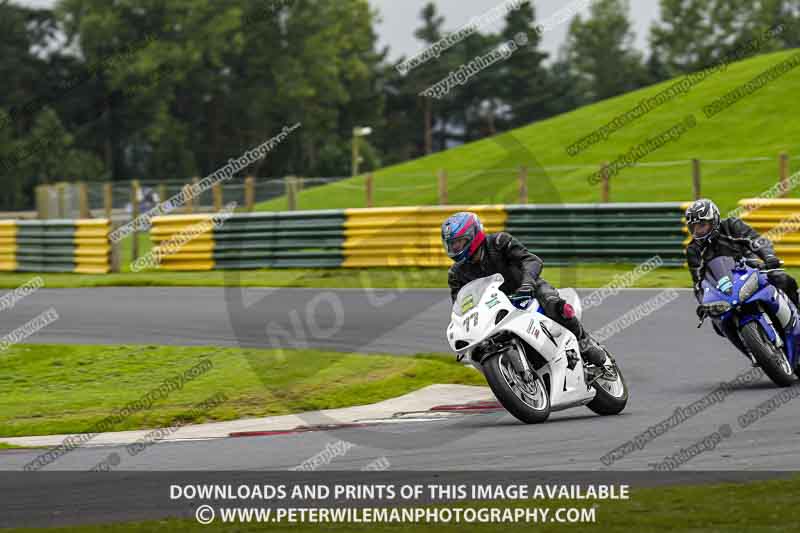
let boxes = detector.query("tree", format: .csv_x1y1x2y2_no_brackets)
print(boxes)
650,0,788,77
543,56,589,117
564,0,647,102
0,107,103,209
0,2,60,133
413,3,446,154
0,2,86,209
497,2,550,128
747,0,800,48
54,0,386,182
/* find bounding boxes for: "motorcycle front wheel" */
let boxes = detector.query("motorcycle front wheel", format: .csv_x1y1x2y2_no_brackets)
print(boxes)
740,321,796,387
483,351,550,424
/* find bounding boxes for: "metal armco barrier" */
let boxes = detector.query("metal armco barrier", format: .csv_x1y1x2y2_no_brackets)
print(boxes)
150,211,345,270
149,203,686,270
0,219,112,273
736,199,800,266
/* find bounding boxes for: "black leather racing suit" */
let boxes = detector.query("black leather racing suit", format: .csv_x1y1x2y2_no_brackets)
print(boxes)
686,217,799,306
448,232,602,363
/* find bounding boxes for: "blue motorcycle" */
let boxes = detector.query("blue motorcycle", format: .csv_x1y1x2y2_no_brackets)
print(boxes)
697,256,800,387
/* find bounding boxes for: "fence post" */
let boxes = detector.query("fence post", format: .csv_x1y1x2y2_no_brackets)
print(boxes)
519,166,528,204
212,182,223,211
692,158,702,200
35,185,50,219
158,183,167,208
601,162,610,203
78,181,90,218
57,183,66,218
245,176,255,211
131,180,140,262
366,173,374,208
286,176,297,211
193,176,200,209
110,223,121,273
183,183,194,213
780,152,790,197
438,169,448,205
104,182,113,220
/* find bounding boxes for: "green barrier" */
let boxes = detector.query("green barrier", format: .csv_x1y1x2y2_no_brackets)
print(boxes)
0,219,111,273
15,221,75,272
211,211,345,269
505,203,685,265
150,211,346,270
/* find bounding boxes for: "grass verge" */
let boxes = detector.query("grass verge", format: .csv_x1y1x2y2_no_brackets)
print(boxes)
5,264,800,290
0,344,483,438
7,475,800,532
0,442,31,449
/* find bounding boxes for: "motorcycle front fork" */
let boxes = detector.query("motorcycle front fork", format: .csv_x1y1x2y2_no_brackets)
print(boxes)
727,305,784,366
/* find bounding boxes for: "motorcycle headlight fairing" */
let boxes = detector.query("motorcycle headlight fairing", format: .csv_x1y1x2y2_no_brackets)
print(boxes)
703,300,732,317
738,273,759,302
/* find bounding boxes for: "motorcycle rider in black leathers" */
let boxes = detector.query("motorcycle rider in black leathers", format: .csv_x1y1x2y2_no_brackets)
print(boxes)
442,211,608,367
685,198,800,310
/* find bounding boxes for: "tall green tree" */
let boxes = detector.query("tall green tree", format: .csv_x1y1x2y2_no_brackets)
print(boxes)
0,2,61,133
649,0,788,77
564,0,647,102
543,56,589,117
412,3,447,154
446,30,503,144
0,2,94,209
497,2,550,128
54,0,386,181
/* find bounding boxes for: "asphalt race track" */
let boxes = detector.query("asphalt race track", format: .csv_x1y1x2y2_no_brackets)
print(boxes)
2,286,799,474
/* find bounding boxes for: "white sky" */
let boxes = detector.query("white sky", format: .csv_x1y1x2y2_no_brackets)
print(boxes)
372,0,661,61
13,0,663,61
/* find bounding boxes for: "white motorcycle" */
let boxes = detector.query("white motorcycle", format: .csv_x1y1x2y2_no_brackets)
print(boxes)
447,274,628,424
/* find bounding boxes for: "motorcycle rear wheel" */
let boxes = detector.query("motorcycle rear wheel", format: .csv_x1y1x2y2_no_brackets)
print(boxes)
483,352,551,424
586,353,629,416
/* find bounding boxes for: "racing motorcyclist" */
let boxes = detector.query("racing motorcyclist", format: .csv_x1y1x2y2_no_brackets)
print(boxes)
442,211,608,367
685,198,800,309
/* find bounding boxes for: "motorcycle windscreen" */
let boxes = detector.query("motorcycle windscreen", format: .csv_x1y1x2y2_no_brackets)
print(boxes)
703,256,736,290
453,274,503,317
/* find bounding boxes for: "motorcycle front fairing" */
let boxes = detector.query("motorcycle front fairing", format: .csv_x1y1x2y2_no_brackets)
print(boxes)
700,256,740,333
701,256,800,367
447,274,595,409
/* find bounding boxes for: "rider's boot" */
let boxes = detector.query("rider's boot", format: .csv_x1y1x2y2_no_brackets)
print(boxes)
553,302,607,367
576,326,607,367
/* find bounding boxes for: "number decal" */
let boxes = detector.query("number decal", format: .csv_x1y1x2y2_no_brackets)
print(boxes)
463,313,479,332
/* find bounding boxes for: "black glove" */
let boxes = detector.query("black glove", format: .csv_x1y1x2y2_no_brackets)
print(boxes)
696,305,706,319
513,283,534,299
764,255,781,270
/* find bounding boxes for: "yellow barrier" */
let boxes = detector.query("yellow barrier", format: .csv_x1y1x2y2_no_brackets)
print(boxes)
75,220,112,274
343,206,508,268
150,215,215,271
0,220,16,271
738,199,800,266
